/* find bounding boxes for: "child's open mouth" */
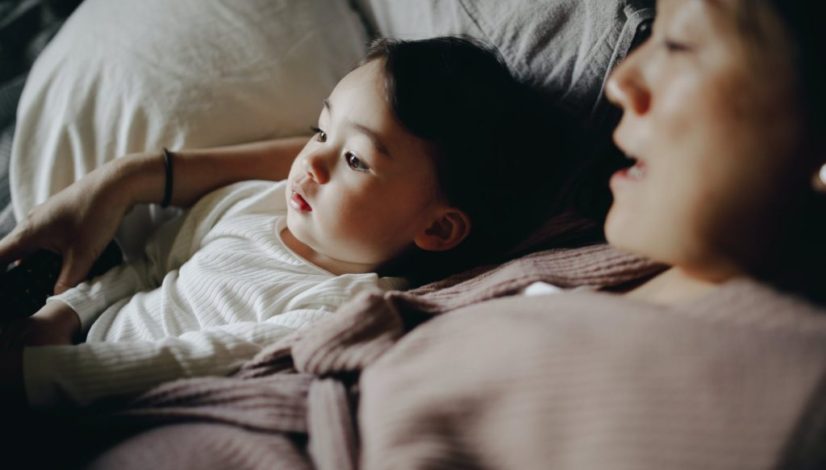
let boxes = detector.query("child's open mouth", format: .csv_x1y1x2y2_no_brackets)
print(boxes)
290,190,312,212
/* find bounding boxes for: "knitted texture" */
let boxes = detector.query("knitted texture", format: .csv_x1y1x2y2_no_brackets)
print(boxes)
61,244,826,470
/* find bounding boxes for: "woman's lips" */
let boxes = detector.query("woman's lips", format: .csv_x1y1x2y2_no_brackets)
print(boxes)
289,190,312,212
610,160,647,189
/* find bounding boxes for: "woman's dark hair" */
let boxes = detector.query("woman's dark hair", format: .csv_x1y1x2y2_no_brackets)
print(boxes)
741,0,826,303
363,37,589,284
738,0,826,137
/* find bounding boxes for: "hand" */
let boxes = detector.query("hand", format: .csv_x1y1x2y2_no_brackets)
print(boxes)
0,302,81,349
0,159,134,294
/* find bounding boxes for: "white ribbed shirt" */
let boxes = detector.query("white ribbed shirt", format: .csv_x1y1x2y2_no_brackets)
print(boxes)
25,181,406,408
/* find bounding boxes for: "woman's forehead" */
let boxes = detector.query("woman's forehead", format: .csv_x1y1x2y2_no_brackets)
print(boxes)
657,0,790,53
656,0,738,28
658,0,734,10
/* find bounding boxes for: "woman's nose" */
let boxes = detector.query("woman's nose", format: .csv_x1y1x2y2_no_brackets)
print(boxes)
605,52,651,116
304,151,331,184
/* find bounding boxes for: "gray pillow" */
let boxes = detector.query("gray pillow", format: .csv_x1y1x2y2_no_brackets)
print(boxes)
353,0,654,125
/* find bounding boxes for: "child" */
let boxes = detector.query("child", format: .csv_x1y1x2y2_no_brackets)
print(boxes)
0,37,574,409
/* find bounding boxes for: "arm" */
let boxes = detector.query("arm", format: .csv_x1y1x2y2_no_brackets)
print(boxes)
46,181,253,332
0,302,81,349
1,180,281,386
0,302,80,411
0,136,307,293
0,214,189,351
22,308,331,409
119,137,307,208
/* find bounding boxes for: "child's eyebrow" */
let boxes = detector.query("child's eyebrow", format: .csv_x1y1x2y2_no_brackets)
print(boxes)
323,99,392,159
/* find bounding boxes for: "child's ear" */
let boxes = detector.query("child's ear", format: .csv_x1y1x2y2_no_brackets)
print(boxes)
413,209,471,252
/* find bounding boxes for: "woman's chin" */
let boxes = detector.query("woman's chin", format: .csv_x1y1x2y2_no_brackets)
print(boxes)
604,210,647,258
603,206,625,247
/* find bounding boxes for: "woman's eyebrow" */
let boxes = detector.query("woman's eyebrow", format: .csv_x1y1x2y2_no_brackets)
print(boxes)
323,99,392,159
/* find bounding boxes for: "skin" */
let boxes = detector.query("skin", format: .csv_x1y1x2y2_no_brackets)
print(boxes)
0,137,308,294
282,59,470,274
0,58,472,408
0,302,79,407
604,0,814,304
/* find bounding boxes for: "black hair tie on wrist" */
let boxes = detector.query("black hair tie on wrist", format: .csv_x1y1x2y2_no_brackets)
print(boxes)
161,147,174,208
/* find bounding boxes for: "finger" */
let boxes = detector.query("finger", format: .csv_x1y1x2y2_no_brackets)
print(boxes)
0,228,37,267
54,250,94,294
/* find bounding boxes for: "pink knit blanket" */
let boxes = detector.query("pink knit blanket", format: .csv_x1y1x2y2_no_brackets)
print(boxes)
75,244,826,470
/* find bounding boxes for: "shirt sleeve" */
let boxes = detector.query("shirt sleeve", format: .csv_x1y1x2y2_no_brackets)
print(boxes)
23,308,331,409
47,215,187,333
47,183,250,332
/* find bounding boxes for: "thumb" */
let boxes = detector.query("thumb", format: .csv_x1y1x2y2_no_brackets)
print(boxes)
54,250,93,294
0,229,35,267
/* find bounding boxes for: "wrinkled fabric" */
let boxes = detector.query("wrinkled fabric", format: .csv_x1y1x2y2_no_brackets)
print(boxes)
84,245,662,468
73,243,826,470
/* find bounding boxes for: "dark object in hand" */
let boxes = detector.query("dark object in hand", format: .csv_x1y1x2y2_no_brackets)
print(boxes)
0,240,123,320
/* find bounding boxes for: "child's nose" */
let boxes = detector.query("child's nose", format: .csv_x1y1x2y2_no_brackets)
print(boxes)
304,151,331,184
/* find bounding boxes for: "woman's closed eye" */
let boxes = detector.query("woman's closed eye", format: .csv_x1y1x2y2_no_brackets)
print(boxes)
310,126,327,143
663,37,693,54
344,151,370,172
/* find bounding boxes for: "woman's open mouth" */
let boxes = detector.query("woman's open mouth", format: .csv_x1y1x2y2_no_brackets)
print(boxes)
610,156,647,188
289,190,312,212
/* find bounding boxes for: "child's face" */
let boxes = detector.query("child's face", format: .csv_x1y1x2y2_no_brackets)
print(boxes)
284,60,455,271
604,0,805,281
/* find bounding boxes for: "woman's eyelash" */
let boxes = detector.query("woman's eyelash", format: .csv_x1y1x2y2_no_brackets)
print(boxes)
310,126,327,142
664,39,691,53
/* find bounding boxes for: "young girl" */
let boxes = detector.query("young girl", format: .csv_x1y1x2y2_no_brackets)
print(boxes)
0,37,576,410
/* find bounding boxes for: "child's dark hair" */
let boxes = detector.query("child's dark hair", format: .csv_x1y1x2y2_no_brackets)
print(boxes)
365,37,585,284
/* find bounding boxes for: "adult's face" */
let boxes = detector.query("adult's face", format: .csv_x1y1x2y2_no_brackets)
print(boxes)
604,0,806,281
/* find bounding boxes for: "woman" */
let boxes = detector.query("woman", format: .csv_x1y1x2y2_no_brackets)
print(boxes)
354,0,826,468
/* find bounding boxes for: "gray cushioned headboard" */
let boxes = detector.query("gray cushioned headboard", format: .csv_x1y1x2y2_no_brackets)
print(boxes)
351,0,655,220
352,0,654,125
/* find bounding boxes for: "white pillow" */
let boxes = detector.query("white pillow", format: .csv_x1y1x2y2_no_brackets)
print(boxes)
10,0,368,257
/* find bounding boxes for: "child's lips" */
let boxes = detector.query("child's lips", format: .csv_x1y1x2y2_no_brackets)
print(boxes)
290,190,312,212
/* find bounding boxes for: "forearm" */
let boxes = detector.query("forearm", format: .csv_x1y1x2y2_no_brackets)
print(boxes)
0,138,306,293
117,136,308,208
22,309,326,408
51,255,165,332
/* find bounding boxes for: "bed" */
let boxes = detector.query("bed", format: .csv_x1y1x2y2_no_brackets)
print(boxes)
4,0,655,467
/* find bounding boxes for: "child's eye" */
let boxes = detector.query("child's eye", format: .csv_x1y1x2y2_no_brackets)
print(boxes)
344,151,370,172
310,126,327,143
